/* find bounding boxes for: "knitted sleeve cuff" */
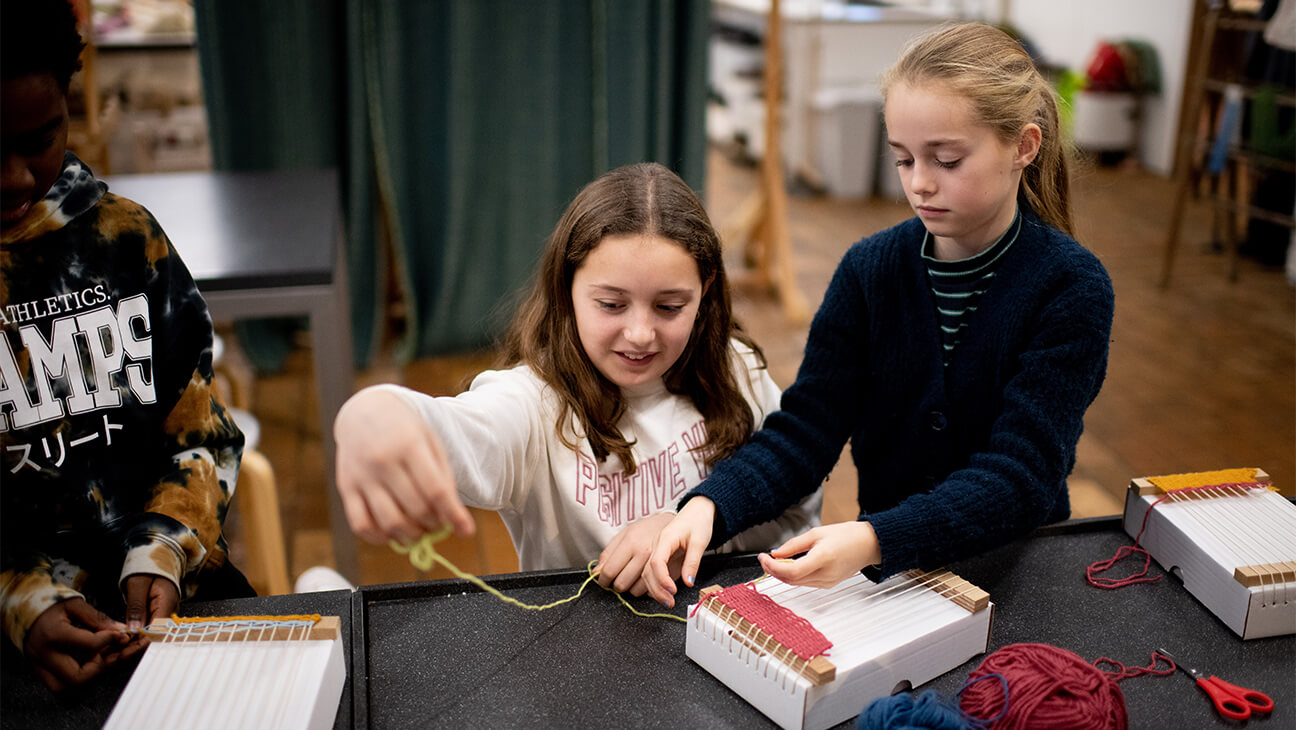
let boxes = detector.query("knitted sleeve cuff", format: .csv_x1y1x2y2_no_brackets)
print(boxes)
861,509,924,580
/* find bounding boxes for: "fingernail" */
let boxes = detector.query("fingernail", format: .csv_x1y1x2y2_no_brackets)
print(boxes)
685,575,694,586
128,620,141,632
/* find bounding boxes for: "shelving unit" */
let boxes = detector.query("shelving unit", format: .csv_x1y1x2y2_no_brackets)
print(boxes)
1161,0,1295,285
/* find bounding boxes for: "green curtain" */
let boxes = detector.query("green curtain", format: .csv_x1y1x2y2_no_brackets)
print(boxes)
196,0,707,366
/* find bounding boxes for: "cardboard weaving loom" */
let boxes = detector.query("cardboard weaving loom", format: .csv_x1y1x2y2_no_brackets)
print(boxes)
104,615,346,730
1122,468,1295,639
686,569,992,730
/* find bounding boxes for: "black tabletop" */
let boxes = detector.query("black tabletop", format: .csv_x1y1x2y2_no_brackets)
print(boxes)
102,168,340,291
4,518,1293,729
355,562,771,729
353,517,1294,729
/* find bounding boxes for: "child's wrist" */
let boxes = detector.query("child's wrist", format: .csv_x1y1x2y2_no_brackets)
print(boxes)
855,520,882,568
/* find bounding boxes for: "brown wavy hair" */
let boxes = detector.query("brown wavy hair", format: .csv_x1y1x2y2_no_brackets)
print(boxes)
496,162,766,474
882,22,1075,235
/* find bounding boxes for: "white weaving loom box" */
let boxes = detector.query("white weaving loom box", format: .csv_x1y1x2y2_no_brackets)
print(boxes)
686,570,992,730
1122,469,1296,640
105,615,346,730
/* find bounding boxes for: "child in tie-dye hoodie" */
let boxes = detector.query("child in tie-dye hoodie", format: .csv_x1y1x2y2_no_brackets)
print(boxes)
1,0,250,691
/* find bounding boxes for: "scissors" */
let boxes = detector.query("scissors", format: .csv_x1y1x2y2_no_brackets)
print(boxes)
1158,648,1275,720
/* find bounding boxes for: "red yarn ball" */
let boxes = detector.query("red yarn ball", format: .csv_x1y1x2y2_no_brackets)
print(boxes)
959,643,1128,730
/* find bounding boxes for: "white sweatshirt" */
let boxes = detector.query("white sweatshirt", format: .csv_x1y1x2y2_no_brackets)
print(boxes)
374,343,822,571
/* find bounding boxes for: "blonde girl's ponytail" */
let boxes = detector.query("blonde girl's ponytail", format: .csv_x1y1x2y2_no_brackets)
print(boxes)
1019,70,1073,235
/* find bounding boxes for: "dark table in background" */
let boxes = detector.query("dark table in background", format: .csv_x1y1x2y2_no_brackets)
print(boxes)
103,169,359,580
4,518,1292,728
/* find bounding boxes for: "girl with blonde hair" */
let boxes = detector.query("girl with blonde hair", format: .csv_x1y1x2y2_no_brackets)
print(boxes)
645,23,1114,605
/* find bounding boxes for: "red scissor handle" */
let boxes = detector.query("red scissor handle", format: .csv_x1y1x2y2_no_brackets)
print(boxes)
1196,676,1275,720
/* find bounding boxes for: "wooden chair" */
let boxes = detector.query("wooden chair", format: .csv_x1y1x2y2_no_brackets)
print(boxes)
213,334,292,596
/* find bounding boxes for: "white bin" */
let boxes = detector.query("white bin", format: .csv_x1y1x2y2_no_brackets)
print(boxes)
1072,90,1138,151
811,86,882,199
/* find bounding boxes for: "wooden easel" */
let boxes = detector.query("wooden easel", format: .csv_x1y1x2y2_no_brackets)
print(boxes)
720,0,811,324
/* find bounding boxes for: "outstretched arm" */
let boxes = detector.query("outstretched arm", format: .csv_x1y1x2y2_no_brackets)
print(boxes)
689,245,872,549
334,388,475,544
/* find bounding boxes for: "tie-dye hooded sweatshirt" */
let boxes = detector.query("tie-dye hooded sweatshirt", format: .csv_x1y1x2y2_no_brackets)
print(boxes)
0,153,243,651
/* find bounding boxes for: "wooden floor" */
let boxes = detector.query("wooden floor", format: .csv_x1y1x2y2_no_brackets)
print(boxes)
224,147,1296,594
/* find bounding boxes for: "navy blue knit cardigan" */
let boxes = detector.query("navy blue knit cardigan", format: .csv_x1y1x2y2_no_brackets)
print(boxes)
692,207,1115,578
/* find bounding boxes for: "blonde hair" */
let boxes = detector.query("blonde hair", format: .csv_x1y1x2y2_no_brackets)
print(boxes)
882,23,1073,235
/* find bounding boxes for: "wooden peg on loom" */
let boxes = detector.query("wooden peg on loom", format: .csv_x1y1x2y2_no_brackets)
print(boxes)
912,569,991,613
718,0,812,325
1234,562,1296,587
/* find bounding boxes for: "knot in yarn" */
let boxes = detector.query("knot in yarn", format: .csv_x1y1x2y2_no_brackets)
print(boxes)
959,643,1128,730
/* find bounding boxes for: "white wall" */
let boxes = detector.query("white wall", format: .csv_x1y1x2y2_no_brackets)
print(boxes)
1003,1,1193,176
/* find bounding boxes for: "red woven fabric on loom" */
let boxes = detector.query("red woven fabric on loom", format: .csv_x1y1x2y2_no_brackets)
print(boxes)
713,582,832,661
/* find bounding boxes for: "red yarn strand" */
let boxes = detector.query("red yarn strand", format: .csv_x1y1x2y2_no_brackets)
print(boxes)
1086,481,1265,589
1092,651,1177,682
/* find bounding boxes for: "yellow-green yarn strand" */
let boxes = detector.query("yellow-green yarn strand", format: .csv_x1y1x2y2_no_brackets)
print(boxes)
391,528,684,623
589,567,686,622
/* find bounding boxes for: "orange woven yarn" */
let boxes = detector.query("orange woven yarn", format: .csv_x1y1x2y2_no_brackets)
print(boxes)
1147,468,1258,492
169,614,322,624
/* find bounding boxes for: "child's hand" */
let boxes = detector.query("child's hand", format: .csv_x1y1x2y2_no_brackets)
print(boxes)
595,513,681,596
24,598,129,692
642,497,716,608
122,574,179,632
756,521,881,588
334,389,475,544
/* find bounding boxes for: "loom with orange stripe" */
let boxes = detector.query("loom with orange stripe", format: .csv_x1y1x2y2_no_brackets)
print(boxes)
685,569,992,730
1123,467,1295,639
104,614,347,730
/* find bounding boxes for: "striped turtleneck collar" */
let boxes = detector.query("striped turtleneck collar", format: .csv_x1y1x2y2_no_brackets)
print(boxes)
922,210,1022,365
